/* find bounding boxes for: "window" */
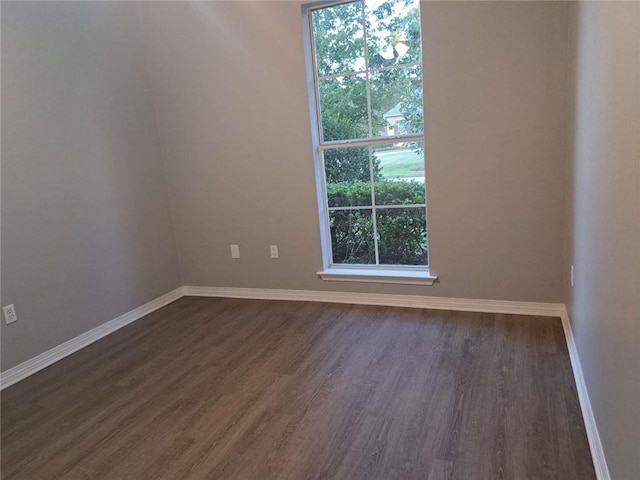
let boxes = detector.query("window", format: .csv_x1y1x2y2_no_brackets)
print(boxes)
304,0,434,283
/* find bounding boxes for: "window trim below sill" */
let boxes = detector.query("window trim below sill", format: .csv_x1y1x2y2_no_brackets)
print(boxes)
317,268,438,286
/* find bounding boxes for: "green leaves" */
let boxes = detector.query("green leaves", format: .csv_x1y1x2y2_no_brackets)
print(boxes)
319,76,369,141
312,2,365,77
326,181,428,266
323,146,381,187
365,0,422,69
326,180,425,206
311,0,424,140
330,209,376,264
377,207,427,265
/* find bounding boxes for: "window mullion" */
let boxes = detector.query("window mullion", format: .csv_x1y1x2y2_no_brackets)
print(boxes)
367,145,380,265
328,204,426,211
316,61,422,82
360,1,374,138
308,11,325,144
318,134,424,150
360,2,379,265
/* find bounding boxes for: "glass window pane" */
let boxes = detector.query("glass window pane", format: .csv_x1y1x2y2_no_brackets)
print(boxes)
329,209,375,265
370,65,423,137
376,207,428,265
319,75,369,141
372,142,425,205
324,147,372,208
365,0,422,69
312,2,366,77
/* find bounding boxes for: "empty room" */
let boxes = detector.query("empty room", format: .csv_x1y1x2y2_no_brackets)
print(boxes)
1,1,638,479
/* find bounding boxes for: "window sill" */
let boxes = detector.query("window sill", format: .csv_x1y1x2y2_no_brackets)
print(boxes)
317,268,438,286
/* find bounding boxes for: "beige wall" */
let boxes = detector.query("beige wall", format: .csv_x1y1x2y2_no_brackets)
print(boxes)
566,2,640,478
141,1,570,302
1,2,182,370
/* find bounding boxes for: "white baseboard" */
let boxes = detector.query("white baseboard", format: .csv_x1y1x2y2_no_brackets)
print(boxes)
559,306,611,480
0,287,185,390
183,286,565,318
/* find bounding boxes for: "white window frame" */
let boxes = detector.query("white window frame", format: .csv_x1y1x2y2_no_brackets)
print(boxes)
302,0,437,285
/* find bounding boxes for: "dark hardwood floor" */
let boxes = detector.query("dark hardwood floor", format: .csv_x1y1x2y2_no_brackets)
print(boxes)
1,297,595,480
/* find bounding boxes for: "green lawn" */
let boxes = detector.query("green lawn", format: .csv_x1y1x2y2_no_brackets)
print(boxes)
375,149,425,178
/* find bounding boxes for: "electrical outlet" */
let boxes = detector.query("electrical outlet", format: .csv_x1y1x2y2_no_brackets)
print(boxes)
3,304,17,324
570,265,574,287
230,244,240,259
270,245,279,258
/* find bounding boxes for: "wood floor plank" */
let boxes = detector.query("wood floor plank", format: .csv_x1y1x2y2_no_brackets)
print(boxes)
1,297,595,480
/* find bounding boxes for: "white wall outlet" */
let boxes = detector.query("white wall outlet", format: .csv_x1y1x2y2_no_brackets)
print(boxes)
270,245,279,258
3,304,17,324
230,244,240,259
570,265,574,287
